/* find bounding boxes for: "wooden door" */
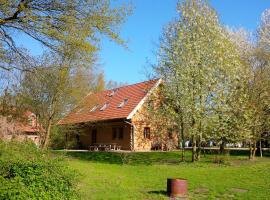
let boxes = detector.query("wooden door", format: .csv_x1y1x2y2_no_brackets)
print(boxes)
91,129,97,144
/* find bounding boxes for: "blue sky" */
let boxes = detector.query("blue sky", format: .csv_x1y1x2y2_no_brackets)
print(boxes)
100,0,270,84
16,0,270,84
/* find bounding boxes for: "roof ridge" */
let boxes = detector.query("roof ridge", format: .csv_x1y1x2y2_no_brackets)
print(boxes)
79,78,160,97
102,78,160,92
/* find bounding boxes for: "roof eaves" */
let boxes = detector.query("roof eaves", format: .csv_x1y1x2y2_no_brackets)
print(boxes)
58,117,127,126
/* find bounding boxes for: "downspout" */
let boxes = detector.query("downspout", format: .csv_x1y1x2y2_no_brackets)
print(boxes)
124,120,135,151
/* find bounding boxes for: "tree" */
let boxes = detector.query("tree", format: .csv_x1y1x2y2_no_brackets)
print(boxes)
0,0,131,71
228,9,270,159
154,0,244,161
243,8,270,159
18,53,105,148
68,61,105,105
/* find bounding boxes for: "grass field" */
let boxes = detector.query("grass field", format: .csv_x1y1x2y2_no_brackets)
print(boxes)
61,151,270,200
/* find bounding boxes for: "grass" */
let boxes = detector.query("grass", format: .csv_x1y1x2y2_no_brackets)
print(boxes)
58,151,270,200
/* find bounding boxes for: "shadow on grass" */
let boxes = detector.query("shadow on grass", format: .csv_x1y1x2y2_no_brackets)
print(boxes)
65,152,123,164
56,150,269,165
61,151,188,165
148,190,167,196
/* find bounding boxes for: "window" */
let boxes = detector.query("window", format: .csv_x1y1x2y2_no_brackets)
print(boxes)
108,90,115,97
144,127,150,139
107,89,118,97
90,104,98,112
76,108,83,113
117,99,128,108
112,127,117,140
112,127,124,140
76,134,80,144
100,102,109,111
118,127,123,139
92,129,97,144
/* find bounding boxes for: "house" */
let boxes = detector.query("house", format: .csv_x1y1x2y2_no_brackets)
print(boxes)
0,111,42,145
58,78,178,151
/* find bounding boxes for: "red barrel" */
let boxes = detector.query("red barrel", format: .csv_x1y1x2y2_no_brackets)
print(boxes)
167,178,188,198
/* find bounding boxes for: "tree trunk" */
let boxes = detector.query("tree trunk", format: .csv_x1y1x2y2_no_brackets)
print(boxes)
180,119,185,162
65,132,68,150
219,140,226,155
249,140,256,160
259,139,263,158
197,133,202,161
42,96,57,149
252,140,256,158
43,119,52,149
249,141,253,160
192,135,197,162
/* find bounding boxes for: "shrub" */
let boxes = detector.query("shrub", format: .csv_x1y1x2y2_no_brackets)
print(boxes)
50,126,67,150
0,140,79,200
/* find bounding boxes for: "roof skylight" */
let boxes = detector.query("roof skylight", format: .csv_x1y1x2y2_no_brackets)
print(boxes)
76,108,83,113
107,89,118,97
100,102,109,111
108,90,115,97
90,105,98,112
118,99,128,108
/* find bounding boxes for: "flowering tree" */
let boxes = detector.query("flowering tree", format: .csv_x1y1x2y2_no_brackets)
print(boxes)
154,0,245,161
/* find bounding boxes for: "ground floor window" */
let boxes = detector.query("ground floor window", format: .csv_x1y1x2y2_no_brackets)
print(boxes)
112,127,124,140
144,127,150,139
92,129,97,143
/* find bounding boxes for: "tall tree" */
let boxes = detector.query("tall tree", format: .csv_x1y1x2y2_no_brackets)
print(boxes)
228,9,270,159
244,8,270,159
18,53,105,148
154,0,244,161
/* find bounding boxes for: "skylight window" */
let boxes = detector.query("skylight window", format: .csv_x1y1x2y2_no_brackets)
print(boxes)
100,102,109,111
107,89,118,97
108,90,115,97
118,99,128,108
90,105,98,112
76,108,83,114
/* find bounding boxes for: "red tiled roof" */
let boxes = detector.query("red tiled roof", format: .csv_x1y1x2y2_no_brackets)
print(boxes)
15,122,42,133
15,111,44,133
58,79,160,125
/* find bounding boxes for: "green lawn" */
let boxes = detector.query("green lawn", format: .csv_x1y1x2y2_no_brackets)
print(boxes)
61,151,270,200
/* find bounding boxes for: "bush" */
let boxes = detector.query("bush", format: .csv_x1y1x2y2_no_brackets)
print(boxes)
0,140,79,200
50,126,79,150
50,126,67,150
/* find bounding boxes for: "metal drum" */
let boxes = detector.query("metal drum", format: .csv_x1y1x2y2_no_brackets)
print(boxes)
167,178,188,198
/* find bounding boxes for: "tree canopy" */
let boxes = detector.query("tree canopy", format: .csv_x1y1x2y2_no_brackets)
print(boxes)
0,0,131,71
152,0,270,160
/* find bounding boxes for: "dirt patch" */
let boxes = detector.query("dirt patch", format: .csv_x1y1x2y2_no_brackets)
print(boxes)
216,193,235,200
194,187,209,194
231,188,248,193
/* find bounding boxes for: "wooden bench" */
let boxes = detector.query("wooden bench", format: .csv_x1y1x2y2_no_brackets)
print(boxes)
89,143,121,151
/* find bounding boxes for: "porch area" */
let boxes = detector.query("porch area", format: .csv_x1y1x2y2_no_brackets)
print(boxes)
65,120,133,151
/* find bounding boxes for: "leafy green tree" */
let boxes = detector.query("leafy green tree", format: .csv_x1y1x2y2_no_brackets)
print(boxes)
244,9,270,159
154,0,244,161
0,0,131,71
18,53,105,148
